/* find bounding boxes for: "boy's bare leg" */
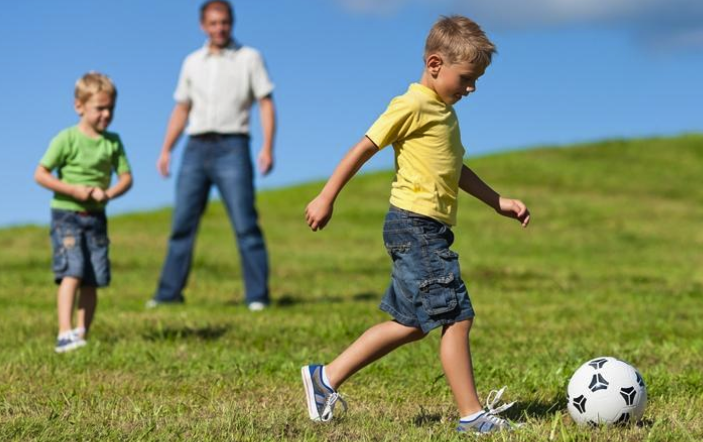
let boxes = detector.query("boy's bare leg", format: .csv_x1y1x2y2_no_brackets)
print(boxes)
76,286,97,336
325,320,426,389
441,319,483,416
57,277,80,334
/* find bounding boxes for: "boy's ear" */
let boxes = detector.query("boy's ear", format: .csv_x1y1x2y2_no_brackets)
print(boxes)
425,54,444,77
74,99,84,116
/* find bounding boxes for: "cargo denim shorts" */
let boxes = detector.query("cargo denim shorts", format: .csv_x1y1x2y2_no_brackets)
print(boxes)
50,209,111,287
380,206,474,333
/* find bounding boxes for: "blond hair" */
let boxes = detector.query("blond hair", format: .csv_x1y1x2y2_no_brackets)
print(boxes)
424,16,496,68
74,72,117,104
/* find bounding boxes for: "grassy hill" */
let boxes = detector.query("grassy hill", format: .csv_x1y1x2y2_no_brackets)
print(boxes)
1,135,701,441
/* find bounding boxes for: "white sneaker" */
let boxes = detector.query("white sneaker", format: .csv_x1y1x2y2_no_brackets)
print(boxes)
55,334,87,353
247,302,267,312
457,387,520,434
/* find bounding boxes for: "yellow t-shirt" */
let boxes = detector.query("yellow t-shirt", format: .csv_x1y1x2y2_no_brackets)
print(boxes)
366,83,465,226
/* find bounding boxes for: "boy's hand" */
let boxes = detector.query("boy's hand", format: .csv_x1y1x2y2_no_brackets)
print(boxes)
72,185,94,202
305,195,334,231
91,187,109,203
497,197,531,227
157,151,171,178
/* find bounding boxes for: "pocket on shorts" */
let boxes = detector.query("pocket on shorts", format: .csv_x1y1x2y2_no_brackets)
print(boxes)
52,248,68,273
89,233,110,248
385,241,411,259
418,273,458,316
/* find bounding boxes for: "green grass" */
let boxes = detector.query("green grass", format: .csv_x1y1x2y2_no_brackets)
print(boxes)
1,134,702,441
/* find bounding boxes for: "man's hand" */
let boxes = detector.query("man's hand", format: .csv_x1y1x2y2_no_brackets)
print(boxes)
305,195,334,231
258,149,273,175
72,185,94,202
157,151,171,178
497,197,531,227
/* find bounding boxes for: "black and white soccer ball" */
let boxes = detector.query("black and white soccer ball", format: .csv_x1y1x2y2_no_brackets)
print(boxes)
567,356,647,426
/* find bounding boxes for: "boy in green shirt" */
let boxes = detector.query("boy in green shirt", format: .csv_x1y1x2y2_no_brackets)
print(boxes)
35,72,133,353
302,16,530,434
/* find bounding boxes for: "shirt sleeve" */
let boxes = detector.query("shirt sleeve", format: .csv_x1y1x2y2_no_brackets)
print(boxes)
249,50,274,99
39,130,69,170
173,57,192,104
111,135,132,175
365,94,419,150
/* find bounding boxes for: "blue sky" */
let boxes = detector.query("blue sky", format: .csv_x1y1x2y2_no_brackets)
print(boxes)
1,0,701,227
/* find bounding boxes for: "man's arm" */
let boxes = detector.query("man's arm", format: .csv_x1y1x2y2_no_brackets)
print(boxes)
257,95,276,175
305,136,378,231
459,164,531,227
156,102,191,177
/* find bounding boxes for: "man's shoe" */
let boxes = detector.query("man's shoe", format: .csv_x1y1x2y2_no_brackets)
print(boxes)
247,301,267,312
146,299,184,309
301,365,346,422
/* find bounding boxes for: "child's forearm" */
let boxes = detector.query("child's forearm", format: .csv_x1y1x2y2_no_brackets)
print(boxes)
459,165,500,210
34,165,86,199
105,173,133,200
319,136,378,202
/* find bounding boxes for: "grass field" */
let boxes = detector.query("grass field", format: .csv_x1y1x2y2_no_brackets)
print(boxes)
1,135,701,441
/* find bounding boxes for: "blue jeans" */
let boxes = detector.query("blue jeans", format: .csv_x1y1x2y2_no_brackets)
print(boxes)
380,206,474,333
154,134,269,304
50,209,110,287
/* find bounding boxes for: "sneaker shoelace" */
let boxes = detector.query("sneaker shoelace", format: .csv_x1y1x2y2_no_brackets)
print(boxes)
483,386,516,427
320,392,347,422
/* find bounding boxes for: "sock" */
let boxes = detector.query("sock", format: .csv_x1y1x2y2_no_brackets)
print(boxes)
321,366,334,391
72,327,86,338
460,410,485,422
58,331,73,340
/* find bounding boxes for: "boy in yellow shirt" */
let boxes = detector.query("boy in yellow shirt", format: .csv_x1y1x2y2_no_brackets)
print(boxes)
301,16,530,434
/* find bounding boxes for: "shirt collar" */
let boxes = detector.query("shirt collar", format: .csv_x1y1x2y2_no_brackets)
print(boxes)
202,39,240,57
410,83,445,105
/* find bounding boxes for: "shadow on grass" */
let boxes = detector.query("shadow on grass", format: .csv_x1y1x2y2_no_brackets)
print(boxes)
413,406,443,426
506,394,564,420
142,325,230,341
411,395,565,428
274,292,378,307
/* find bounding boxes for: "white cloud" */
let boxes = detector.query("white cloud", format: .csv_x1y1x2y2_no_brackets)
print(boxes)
335,0,703,50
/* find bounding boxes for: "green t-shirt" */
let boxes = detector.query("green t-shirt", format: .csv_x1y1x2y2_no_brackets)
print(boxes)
40,126,131,212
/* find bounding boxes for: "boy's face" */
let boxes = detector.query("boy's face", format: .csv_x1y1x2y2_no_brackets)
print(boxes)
75,92,115,133
201,6,232,49
428,55,486,105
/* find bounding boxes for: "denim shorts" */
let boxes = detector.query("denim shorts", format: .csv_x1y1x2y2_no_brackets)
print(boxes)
50,209,110,287
380,206,474,333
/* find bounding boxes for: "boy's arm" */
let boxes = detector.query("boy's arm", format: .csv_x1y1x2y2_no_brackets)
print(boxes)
257,95,276,176
92,172,133,203
459,164,531,227
34,165,93,202
305,136,378,231
157,102,191,178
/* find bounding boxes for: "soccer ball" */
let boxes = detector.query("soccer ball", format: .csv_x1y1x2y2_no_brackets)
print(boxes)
566,356,647,426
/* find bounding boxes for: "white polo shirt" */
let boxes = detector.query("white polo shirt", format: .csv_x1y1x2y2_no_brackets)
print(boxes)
174,40,274,135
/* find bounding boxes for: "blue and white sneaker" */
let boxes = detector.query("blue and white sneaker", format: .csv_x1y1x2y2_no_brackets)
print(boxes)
301,365,347,422
457,387,520,434
54,333,87,354
71,327,86,340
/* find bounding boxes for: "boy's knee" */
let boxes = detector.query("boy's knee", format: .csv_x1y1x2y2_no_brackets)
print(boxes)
443,318,473,334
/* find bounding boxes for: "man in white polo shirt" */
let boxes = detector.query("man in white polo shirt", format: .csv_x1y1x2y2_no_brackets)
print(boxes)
149,0,275,311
